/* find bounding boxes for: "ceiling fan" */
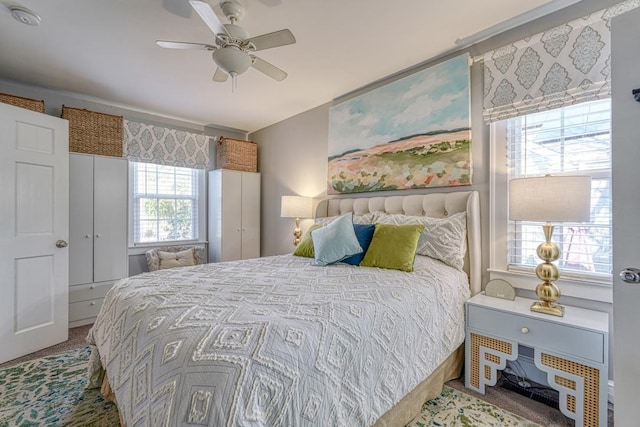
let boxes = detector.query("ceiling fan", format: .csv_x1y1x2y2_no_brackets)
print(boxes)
157,0,296,85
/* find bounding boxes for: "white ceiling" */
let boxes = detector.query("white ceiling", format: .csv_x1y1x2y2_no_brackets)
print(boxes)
0,0,572,133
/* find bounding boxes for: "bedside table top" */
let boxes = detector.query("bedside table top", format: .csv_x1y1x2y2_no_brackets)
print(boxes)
467,293,609,333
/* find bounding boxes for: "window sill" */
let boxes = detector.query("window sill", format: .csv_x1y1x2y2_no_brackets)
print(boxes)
128,241,208,255
487,268,613,303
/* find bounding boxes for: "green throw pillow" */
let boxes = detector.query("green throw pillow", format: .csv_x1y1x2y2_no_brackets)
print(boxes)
292,224,323,257
360,223,424,272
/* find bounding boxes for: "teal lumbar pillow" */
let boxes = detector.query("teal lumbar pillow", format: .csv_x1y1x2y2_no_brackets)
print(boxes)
311,212,362,266
360,223,424,272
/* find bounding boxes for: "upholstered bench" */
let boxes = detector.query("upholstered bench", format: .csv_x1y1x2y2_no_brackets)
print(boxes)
145,245,207,271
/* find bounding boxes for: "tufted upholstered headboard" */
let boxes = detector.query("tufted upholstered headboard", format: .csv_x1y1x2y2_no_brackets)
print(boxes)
313,191,481,295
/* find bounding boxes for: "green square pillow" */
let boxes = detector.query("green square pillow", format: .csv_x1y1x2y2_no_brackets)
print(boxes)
360,223,424,272
292,224,323,257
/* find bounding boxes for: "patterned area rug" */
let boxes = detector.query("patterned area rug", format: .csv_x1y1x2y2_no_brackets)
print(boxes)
0,347,119,427
407,386,542,427
0,347,540,427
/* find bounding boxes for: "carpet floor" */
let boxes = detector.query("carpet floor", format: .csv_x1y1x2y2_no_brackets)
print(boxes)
0,325,613,426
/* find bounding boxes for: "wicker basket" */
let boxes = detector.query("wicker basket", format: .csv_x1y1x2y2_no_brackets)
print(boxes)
216,137,258,172
61,106,123,157
0,92,45,113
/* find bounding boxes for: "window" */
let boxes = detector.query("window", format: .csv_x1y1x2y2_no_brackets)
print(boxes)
501,99,612,280
130,162,205,245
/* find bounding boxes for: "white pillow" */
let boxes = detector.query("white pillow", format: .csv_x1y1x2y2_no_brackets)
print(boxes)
311,213,362,266
315,212,375,226
375,212,467,270
158,248,196,270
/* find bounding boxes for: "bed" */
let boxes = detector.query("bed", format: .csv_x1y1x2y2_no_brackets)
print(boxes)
87,191,481,426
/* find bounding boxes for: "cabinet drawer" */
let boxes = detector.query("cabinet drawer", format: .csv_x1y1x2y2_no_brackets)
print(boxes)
467,304,605,363
69,282,113,303
69,298,104,322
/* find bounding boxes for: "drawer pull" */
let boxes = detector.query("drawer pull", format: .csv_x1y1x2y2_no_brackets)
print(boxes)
90,285,95,289
90,302,96,306
521,327,529,334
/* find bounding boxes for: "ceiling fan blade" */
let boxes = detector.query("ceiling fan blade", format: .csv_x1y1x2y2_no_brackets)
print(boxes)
251,56,287,81
212,67,228,82
247,29,296,51
189,0,228,37
156,40,216,50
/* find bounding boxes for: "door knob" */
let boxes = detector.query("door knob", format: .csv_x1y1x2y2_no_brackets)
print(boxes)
620,268,640,283
55,240,68,248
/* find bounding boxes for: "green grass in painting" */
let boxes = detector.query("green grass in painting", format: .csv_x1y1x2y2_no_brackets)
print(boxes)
329,140,471,194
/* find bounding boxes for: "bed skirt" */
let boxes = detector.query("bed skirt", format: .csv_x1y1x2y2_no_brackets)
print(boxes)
372,345,464,427
98,344,464,427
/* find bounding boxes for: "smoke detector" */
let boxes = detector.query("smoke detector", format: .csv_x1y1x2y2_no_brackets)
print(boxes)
10,6,41,26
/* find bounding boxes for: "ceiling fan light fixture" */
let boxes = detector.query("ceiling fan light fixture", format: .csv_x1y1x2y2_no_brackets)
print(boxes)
213,47,252,75
160,0,294,83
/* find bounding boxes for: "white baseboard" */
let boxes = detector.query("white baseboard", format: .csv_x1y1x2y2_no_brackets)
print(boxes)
608,380,614,404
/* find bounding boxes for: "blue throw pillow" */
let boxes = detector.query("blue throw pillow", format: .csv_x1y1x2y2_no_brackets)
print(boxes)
342,224,375,265
311,213,362,266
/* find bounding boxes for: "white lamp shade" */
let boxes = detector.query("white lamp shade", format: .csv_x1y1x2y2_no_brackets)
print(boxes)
281,196,313,218
509,175,591,222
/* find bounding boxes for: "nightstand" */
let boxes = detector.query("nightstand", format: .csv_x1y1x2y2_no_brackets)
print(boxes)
465,293,609,427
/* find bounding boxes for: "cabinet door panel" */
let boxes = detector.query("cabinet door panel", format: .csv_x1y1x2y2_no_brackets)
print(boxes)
221,170,243,261
93,157,128,282
69,154,94,285
241,172,260,260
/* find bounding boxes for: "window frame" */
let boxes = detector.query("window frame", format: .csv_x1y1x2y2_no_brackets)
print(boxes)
128,161,207,248
489,105,613,303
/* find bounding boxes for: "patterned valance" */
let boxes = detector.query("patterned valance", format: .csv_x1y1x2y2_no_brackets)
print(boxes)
483,0,639,123
123,120,210,169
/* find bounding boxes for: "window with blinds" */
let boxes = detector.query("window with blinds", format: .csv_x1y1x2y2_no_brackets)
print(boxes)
131,162,203,244
506,99,612,278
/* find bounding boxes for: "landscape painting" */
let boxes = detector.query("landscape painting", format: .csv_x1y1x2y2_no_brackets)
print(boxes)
328,54,471,194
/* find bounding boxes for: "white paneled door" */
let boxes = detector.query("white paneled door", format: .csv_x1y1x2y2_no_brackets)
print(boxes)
612,9,640,426
0,103,69,364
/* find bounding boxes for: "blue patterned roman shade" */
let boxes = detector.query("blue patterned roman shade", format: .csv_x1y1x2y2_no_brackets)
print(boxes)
482,0,639,123
123,120,211,169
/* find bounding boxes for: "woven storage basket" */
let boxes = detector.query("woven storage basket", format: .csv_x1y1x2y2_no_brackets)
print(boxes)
0,92,45,113
216,137,258,172
62,106,123,157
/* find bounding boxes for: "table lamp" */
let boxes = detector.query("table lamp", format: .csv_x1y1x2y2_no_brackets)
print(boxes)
281,196,313,246
509,175,591,316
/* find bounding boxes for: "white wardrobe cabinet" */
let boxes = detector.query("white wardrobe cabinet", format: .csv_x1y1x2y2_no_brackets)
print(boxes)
208,169,260,262
69,154,128,326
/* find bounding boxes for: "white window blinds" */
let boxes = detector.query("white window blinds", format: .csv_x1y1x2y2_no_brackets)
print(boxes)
483,0,639,123
131,162,203,244
506,99,612,278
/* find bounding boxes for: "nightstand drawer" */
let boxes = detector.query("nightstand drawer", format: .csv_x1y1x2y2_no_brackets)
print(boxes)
468,304,605,363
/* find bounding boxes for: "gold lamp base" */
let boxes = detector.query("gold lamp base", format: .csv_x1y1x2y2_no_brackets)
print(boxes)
531,223,565,317
531,300,565,317
292,217,302,246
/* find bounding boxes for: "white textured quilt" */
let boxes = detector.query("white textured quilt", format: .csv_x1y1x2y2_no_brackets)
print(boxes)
87,254,470,426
